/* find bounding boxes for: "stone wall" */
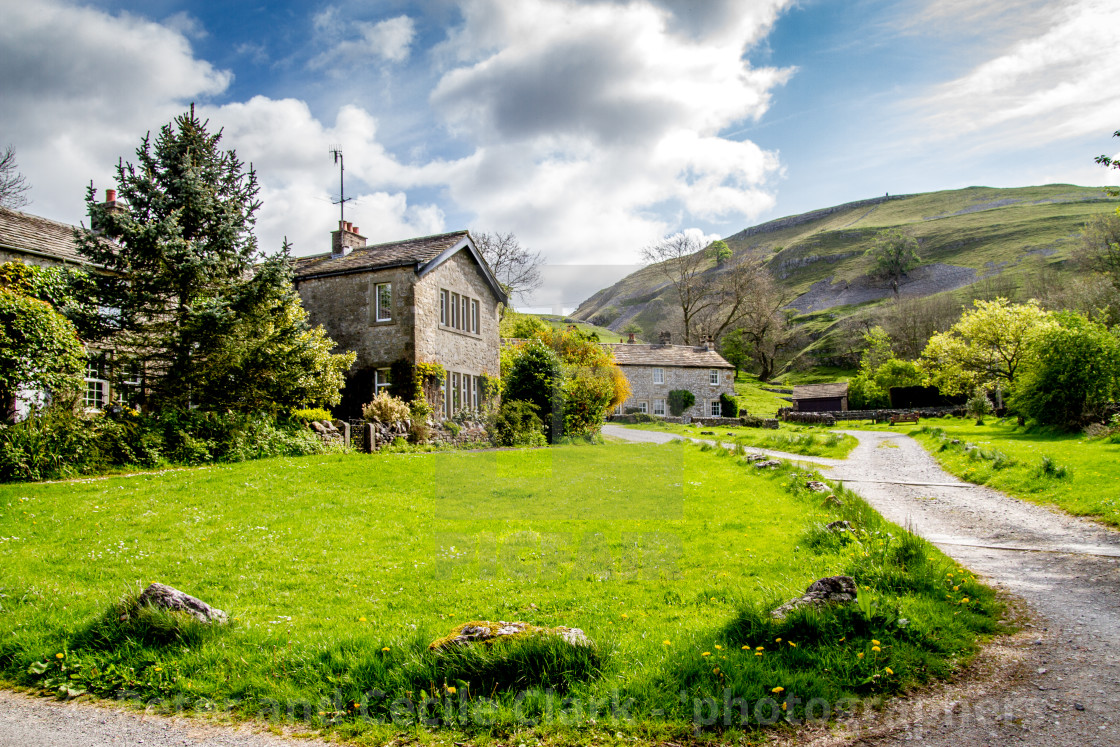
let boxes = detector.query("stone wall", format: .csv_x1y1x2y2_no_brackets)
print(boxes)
619,364,735,419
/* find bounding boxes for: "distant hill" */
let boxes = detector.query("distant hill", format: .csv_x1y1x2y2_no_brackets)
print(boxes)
573,185,1118,367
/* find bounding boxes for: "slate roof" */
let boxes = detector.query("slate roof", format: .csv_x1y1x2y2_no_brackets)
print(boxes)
292,231,471,279
0,206,91,265
792,382,849,399
604,343,734,369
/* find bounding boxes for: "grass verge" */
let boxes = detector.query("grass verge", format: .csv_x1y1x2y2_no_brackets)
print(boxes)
621,420,858,459
0,442,999,742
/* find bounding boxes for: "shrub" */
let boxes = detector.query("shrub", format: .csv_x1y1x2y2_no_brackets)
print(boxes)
719,392,739,417
489,400,547,447
1034,455,1070,479
362,392,411,423
966,389,993,424
503,340,563,438
667,389,695,416
291,407,332,422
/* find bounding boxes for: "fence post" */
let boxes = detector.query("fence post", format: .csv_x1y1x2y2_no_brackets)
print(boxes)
341,421,350,448
363,423,375,454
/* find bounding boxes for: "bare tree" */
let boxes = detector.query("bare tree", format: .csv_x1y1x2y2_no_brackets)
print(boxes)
736,272,799,381
1074,211,1120,290
692,251,771,341
0,145,30,209
473,231,544,303
642,232,725,345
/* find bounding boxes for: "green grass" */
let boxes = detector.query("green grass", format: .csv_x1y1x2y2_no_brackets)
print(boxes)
733,373,791,416
620,420,858,459
882,418,1120,528
0,443,1000,741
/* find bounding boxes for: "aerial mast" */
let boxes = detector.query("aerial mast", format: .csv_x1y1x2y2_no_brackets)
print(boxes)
329,145,350,226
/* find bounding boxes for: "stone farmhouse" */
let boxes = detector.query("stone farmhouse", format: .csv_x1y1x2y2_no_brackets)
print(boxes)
605,333,736,419
293,222,508,419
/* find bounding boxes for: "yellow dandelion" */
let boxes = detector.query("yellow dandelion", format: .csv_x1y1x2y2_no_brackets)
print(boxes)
621,613,628,619
663,640,671,646
789,641,796,647
446,686,456,694
154,667,163,672
359,617,367,622
781,702,788,711
713,667,720,674
775,637,782,643
872,646,881,652
710,597,717,602
871,639,880,646
885,667,894,675
755,652,763,657
55,653,64,659
953,585,959,591
771,686,784,694
857,652,864,659
701,652,711,657
741,645,749,650
756,646,764,651
381,646,391,652
714,644,723,650
961,597,970,603
838,637,846,643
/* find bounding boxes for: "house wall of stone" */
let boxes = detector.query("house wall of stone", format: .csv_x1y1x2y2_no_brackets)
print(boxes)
413,250,502,381
619,364,735,419
0,249,71,269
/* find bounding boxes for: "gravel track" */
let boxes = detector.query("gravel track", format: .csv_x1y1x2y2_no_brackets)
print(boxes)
606,425,1120,745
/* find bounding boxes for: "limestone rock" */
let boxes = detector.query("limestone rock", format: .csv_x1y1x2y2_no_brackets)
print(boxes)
429,620,591,650
754,459,782,469
771,575,857,619
136,583,227,624
805,480,831,492
825,520,853,533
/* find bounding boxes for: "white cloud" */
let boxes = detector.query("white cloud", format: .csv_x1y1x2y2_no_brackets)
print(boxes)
914,0,1120,148
309,14,416,69
430,0,794,263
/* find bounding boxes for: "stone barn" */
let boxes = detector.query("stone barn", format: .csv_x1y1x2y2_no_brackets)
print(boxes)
791,382,849,412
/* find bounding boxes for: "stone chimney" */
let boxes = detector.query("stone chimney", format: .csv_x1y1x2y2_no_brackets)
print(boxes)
658,331,671,346
91,187,128,234
627,332,636,344
331,220,366,258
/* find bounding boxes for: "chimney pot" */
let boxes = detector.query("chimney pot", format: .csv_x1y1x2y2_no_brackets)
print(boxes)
105,188,117,202
627,332,635,343
351,226,359,235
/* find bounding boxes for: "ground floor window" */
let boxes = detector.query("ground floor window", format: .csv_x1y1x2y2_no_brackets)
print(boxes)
637,401,648,414
117,362,142,407
710,399,721,417
653,399,665,416
374,367,391,395
83,356,109,410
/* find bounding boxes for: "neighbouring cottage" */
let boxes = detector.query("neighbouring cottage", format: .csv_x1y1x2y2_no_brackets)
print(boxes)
293,222,508,419
791,382,849,412
605,332,736,419
0,201,133,415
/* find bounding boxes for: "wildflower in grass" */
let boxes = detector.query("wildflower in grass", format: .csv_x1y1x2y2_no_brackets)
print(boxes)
953,586,959,591
775,637,782,643
446,686,457,694
872,639,880,646
872,646,881,652
154,667,163,672
756,646,764,651
713,668,720,674
381,647,391,652
781,702,788,711
359,617,367,622
771,686,784,694
838,637,846,643
789,641,796,647
621,613,628,619
742,645,749,650
663,640,671,646
885,667,894,675
701,652,711,657
961,597,970,604
714,644,723,650
857,652,864,659
55,653,64,659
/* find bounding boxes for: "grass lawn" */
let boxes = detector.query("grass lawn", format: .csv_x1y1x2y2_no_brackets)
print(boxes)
0,442,998,742
733,373,791,417
620,420,859,459
869,418,1120,529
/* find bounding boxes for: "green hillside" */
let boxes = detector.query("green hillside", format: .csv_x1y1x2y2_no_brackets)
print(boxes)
573,185,1118,369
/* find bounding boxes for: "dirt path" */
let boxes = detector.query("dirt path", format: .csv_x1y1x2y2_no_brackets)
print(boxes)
606,425,1120,745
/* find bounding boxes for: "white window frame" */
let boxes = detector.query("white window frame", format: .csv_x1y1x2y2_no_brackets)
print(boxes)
709,368,720,386
471,299,480,334
710,399,721,417
451,372,461,413
461,373,470,411
83,357,108,411
460,296,469,331
637,401,648,414
652,367,664,384
374,368,391,395
375,282,392,322
450,292,460,329
440,289,448,325
653,399,666,416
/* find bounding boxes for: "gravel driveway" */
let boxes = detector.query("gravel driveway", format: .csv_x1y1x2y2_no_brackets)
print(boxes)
606,425,1120,745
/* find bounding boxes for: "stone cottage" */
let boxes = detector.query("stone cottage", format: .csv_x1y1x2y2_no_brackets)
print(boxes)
605,333,736,419
293,223,508,419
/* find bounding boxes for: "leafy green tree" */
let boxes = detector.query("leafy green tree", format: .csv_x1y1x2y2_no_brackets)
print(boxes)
0,264,84,419
921,299,1055,396
865,230,920,295
78,108,351,410
78,107,263,409
718,328,751,377
1095,129,1120,197
708,239,732,265
1075,210,1120,291
503,338,563,439
848,326,924,409
1011,312,1120,428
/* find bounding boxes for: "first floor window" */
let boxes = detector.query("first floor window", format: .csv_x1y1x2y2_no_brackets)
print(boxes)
450,292,460,329
83,356,108,410
440,289,448,325
653,367,664,384
709,368,720,385
471,299,480,334
653,399,665,416
375,282,392,321
637,401,648,414
374,368,391,395
710,399,721,416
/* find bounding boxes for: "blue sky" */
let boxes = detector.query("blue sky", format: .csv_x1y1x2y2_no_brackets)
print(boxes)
2,0,1118,309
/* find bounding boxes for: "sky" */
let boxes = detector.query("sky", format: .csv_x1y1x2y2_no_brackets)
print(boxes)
2,0,1119,311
